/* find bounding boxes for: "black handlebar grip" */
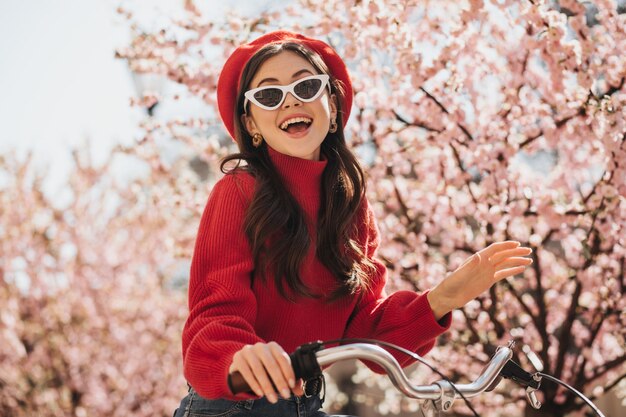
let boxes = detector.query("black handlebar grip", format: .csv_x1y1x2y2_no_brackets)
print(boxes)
228,371,254,395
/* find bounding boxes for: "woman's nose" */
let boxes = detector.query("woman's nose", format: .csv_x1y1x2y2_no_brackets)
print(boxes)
282,92,302,108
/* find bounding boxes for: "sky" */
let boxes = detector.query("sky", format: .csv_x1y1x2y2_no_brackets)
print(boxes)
0,0,282,193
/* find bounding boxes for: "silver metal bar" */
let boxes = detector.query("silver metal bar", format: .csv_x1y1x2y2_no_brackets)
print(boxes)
315,343,513,400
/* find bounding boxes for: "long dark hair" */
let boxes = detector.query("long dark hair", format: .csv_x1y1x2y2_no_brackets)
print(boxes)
220,42,375,301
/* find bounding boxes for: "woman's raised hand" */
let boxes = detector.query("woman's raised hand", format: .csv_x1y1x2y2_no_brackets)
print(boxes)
229,342,304,403
427,241,533,320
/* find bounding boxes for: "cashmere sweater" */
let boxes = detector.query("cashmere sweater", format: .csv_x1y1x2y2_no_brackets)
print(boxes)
182,147,451,400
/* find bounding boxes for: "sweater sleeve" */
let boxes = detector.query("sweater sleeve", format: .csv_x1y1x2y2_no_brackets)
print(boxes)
343,199,452,370
182,173,263,400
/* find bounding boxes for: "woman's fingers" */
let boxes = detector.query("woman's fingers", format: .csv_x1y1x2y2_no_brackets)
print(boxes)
264,342,294,399
232,350,264,397
490,244,533,282
489,246,532,265
494,265,528,281
242,345,278,402
481,241,521,259
494,256,533,272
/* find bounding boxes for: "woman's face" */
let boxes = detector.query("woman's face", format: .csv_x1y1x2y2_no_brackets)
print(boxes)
242,51,337,161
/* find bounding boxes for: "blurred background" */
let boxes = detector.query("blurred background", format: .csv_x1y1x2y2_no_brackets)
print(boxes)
1,1,624,416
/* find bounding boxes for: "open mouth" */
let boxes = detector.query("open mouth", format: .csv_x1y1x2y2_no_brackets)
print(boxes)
279,117,313,134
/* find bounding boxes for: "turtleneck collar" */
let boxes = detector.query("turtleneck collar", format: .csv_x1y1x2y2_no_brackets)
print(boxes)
267,145,327,195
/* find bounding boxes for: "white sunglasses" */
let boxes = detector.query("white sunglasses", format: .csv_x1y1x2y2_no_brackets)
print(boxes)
244,74,330,111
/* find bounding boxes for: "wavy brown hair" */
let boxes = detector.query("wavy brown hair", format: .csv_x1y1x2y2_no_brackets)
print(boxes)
220,42,375,301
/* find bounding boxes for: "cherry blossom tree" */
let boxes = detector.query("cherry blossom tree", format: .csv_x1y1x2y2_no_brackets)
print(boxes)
2,0,624,416
115,0,625,415
0,147,193,416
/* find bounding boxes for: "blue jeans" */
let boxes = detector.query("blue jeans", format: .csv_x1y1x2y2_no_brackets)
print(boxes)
173,386,356,417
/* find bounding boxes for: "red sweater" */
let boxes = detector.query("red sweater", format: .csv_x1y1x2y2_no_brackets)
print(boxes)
182,147,451,400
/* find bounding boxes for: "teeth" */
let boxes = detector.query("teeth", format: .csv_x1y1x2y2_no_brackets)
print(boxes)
280,117,312,130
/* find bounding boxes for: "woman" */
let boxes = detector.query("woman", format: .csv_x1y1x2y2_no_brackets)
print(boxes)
174,30,533,417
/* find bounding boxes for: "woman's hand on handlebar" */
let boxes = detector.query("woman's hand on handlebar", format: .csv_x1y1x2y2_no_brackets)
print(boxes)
229,342,304,403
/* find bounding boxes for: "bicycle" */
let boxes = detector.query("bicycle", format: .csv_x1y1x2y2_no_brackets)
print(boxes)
228,338,606,417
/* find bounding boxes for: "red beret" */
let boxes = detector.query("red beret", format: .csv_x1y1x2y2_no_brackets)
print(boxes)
216,30,353,141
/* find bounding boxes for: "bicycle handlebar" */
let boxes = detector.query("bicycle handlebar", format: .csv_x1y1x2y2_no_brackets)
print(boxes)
319,343,513,399
228,342,514,401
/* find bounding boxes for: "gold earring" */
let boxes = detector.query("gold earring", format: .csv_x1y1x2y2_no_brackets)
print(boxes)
329,119,338,133
252,133,264,148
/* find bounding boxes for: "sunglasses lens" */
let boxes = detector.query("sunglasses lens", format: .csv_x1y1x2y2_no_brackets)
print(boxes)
294,78,323,100
253,88,284,108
